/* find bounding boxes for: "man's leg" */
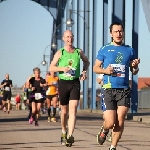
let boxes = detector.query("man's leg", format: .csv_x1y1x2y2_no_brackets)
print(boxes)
97,88,116,145
35,102,41,126
2,92,7,112
68,100,79,136
7,92,11,113
97,110,116,145
61,104,69,132
46,97,51,122
7,100,11,113
103,110,116,129
29,101,36,124
111,106,128,147
51,96,58,122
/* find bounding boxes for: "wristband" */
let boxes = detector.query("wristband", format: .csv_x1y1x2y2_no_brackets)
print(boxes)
82,70,86,74
133,68,139,72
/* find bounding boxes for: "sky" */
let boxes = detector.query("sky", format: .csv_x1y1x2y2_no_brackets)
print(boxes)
0,0,53,87
0,0,150,87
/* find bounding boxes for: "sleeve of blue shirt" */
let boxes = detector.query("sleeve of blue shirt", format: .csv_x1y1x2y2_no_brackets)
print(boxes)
130,48,136,61
96,48,105,62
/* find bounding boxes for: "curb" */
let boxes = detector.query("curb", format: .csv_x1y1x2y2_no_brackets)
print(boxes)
78,109,150,124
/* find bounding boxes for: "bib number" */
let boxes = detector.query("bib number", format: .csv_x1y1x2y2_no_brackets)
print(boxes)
111,64,125,72
5,87,10,91
52,82,58,86
111,64,125,77
35,93,43,100
64,69,76,77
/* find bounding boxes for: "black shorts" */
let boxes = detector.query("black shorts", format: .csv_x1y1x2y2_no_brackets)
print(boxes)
30,93,44,103
31,97,43,103
3,91,11,101
0,97,2,105
46,94,58,100
101,88,131,111
58,78,80,105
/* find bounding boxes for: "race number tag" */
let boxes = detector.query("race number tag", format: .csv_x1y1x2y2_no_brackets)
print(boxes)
5,87,10,91
35,93,43,100
52,81,58,86
64,68,76,77
111,64,125,73
111,64,125,77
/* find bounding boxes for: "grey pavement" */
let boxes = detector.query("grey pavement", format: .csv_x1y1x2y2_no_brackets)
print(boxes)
0,110,150,150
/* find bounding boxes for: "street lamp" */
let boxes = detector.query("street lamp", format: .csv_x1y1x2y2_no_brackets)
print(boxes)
51,22,67,50
41,55,47,66
66,9,89,29
41,45,51,72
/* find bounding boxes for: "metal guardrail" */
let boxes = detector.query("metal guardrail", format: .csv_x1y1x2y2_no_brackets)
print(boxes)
138,89,150,109
10,88,150,109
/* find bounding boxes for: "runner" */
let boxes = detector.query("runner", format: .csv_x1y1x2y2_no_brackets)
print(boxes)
50,30,90,146
29,67,46,126
15,93,21,110
23,81,32,119
46,71,59,122
97,74,132,142
0,73,13,114
93,22,140,150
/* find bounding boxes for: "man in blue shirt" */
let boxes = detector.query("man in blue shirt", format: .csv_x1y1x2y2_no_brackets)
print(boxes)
93,22,140,150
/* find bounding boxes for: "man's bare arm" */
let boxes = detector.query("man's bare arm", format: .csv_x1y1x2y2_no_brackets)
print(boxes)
80,50,90,71
130,59,140,75
93,59,105,74
49,50,65,72
93,59,114,74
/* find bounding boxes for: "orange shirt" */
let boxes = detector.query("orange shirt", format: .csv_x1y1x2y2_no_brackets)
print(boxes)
46,76,59,95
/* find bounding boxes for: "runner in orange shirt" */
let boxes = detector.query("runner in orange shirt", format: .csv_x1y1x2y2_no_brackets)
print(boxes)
46,71,59,122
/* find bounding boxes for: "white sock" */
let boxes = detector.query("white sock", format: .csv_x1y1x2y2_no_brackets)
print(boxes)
110,145,115,149
62,131,66,134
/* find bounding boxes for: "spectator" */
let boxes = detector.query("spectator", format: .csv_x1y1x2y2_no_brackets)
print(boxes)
15,93,21,110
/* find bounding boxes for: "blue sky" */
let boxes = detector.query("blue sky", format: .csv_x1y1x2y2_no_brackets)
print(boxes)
0,0,150,87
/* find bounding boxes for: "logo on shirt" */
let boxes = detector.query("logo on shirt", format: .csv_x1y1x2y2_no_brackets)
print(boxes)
115,52,123,64
108,50,115,52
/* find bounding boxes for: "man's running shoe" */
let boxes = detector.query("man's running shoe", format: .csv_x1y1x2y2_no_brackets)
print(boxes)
61,132,67,145
109,148,116,150
97,126,109,145
29,117,33,124
48,116,51,122
35,121,39,126
66,135,74,147
51,117,57,122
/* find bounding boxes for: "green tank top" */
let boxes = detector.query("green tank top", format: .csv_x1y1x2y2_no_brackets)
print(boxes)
58,48,80,80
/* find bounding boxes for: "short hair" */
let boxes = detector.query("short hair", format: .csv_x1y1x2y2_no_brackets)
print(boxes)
109,22,124,33
33,67,41,73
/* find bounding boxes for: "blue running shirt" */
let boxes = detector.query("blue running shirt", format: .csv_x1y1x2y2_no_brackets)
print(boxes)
96,42,135,88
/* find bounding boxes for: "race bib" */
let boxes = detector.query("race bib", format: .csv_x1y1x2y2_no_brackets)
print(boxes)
111,64,125,77
52,82,58,86
5,87,10,91
35,93,43,100
64,68,76,77
23,96,27,100
111,64,125,73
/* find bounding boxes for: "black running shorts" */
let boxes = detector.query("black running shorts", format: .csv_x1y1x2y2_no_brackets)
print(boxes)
3,91,11,101
102,88,131,111
58,78,80,105
46,94,58,100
